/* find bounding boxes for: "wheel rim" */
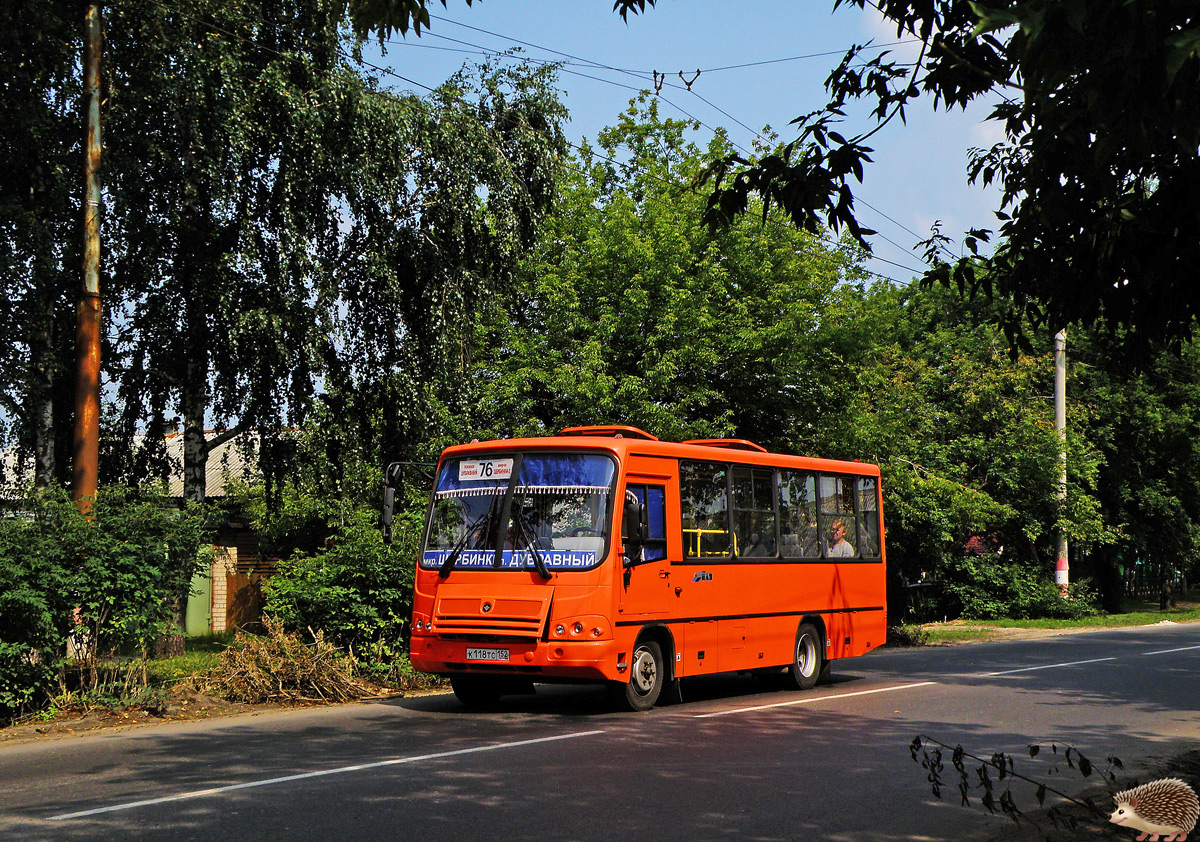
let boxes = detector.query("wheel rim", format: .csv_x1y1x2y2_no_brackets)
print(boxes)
631,646,658,695
796,634,817,678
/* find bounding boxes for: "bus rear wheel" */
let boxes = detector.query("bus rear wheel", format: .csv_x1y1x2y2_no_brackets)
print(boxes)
611,640,664,711
785,622,823,690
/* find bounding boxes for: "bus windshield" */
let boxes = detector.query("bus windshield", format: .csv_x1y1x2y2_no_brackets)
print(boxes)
422,453,616,574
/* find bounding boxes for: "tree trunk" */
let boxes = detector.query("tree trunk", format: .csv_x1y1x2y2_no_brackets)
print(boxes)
181,393,208,506
1093,545,1123,613
30,313,56,489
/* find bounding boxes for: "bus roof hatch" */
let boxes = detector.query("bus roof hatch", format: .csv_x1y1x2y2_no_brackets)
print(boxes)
560,425,660,441
681,438,768,453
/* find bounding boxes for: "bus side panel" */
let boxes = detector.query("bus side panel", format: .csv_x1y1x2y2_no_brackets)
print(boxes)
822,562,887,659
674,619,720,677
668,559,886,668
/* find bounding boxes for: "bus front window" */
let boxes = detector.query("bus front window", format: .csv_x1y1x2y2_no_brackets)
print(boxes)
423,453,616,573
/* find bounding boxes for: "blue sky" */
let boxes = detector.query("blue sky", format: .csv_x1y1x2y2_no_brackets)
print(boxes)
368,0,1004,284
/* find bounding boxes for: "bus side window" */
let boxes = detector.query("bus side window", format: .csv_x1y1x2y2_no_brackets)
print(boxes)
778,470,819,558
681,461,731,558
819,474,859,558
732,466,775,558
857,477,881,558
628,484,668,562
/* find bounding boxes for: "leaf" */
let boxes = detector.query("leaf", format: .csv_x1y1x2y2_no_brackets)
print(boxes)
1078,754,1092,777
968,1,1023,36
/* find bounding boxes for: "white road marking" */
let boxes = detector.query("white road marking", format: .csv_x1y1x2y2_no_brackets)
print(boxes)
693,681,936,718
1143,644,1200,656
49,730,607,821
981,657,1115,676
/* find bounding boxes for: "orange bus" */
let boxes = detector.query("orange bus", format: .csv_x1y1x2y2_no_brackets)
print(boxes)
395,425,886,710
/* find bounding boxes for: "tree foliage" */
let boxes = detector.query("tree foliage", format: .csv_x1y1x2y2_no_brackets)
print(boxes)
1073,329,1200,608
0,0,82,487
470,98,868,446
612,1,1200,350
101,1,563,504
0,0,566,507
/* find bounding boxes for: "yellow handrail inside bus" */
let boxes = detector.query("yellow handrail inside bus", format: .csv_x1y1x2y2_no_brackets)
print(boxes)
683,527,735,557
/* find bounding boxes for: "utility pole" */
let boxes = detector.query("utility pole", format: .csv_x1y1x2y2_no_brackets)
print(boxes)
1054,329,1068,597
73,1,103,513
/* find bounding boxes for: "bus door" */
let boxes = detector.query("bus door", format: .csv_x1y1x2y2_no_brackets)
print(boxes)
617,478,670,616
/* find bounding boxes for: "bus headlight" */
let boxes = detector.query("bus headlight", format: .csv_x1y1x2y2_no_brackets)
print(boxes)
550,616,611,640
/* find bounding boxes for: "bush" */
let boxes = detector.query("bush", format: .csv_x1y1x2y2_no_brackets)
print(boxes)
0,500,75,717
888,624,930,646
944,553,1101,620
262,503,420,680
0,487,207,722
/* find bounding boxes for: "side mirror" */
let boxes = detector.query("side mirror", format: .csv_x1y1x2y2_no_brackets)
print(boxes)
380,462,401,545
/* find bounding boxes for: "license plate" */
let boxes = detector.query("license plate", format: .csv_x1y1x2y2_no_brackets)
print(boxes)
466,647,510,662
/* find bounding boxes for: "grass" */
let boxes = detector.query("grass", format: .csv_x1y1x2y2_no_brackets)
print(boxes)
143,632,235,685
971,605,1200,629
917,599,1200,645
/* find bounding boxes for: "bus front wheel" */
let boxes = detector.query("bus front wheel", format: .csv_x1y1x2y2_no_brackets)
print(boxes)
785,623,823,691
611,640,664,711
451,675,503,709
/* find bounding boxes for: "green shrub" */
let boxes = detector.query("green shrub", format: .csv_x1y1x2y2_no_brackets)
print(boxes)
0,501,75,716
0,487,207,722
944,554,1101,620
262,503,420,679
888,624,930,646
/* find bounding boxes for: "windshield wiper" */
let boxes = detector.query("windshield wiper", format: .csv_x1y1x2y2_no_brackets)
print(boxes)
513,513,552,581
440,507,495,578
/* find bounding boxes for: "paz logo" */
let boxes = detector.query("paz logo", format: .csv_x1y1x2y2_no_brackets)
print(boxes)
691,571,713,582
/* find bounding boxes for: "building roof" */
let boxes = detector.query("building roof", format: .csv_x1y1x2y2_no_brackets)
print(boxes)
0,431,260,498
161,431,260,498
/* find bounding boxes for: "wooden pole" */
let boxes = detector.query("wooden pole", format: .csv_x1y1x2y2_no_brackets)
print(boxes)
73,2,103,512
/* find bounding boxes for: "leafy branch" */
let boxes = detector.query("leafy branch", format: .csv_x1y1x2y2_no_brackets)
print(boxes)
910,735,1124,832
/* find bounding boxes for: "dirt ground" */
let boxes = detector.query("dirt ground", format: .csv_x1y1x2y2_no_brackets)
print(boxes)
0,684,270,744
927,620,1192,644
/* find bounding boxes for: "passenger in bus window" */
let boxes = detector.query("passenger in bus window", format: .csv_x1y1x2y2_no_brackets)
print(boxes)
826,518,855,557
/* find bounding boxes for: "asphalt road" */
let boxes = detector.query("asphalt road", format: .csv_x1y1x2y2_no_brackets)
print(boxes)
2,622,1198,842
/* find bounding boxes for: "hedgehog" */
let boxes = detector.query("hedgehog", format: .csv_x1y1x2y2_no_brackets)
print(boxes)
1109,778,1199,842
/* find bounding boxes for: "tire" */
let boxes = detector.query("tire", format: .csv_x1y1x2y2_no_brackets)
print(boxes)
611,640,664,711
784,622,823,690
451,675,503,709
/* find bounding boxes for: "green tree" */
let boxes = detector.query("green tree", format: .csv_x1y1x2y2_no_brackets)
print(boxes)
102,0,392,502
838,284,1109,619
695,0,1200,349
93,2,564,505
470,98,867,447
1073,332,1200,609
0,1,82,486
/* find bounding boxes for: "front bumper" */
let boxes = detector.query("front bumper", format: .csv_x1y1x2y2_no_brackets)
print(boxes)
410,635,621,682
